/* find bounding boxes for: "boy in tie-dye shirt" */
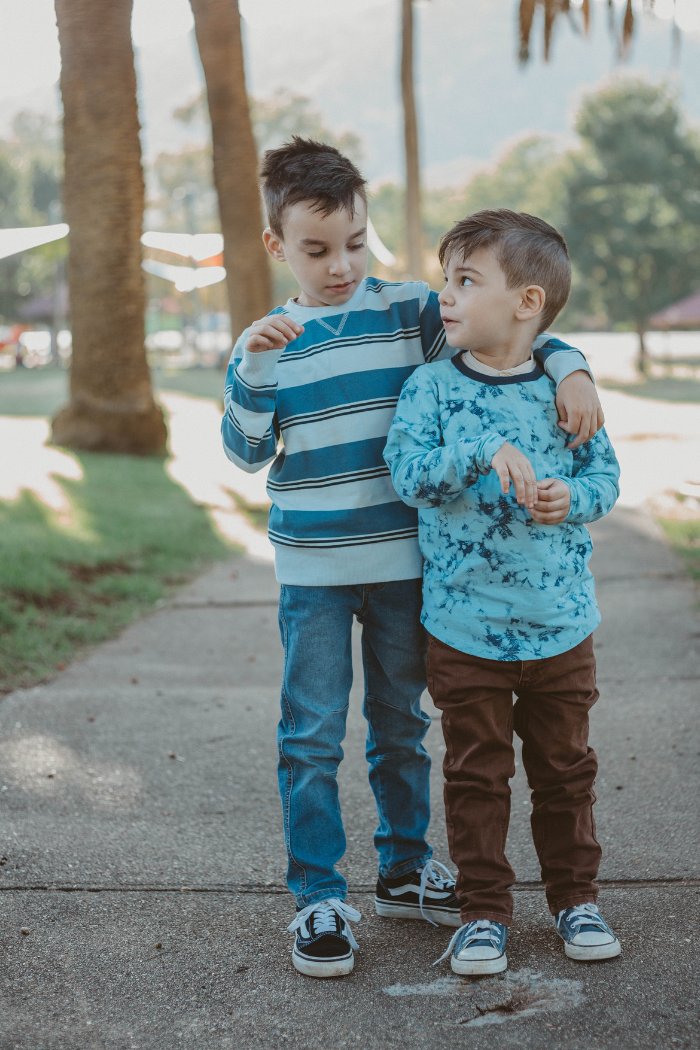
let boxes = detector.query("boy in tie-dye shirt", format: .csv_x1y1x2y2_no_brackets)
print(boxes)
384,210,621,976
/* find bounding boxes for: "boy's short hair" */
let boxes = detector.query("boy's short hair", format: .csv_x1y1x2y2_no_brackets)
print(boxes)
438,209,571,332
259,137,367,239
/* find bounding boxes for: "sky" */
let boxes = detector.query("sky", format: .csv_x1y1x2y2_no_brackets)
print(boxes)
1,0,698,104
0,0,699,186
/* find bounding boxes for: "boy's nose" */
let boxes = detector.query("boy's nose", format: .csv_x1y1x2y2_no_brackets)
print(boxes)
438,286,453,306
329,256,351,276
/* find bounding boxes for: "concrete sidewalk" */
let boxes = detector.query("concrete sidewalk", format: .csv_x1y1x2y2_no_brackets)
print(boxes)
0,508,698,1049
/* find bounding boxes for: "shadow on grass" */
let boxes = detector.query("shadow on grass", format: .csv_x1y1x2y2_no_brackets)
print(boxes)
600,377,700,404
0,452,234,695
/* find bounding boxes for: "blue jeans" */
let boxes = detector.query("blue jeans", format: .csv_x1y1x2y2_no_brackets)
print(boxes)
277,579,433,906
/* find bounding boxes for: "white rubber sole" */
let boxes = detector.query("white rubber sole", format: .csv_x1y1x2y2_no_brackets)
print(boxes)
451,952,508,976
374,898,462,928
564,938,621,962
291,948,354,978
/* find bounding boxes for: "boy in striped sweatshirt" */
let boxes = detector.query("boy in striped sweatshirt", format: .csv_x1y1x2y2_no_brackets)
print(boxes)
221,138,603,978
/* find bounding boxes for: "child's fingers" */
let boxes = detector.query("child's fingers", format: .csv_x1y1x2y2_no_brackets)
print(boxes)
251,324,292,349
495,464,511,496
530,508,567,524
566,409,597,448
264,317,303,342
509,465,526,504
524,466,537,509
535,483,558,502
510,462,536,507
274,317,304,339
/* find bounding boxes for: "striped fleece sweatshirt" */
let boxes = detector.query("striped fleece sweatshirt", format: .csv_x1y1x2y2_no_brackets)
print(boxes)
221,276,592,586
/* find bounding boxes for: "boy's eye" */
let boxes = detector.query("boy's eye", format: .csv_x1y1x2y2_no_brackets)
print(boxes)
460,276,473,287
348,241,365,251
307,249,327,258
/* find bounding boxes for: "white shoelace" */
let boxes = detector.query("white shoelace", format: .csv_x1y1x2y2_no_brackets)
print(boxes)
434,919,498,966
287,898,362,951
418,859,456,927
559,903,607,932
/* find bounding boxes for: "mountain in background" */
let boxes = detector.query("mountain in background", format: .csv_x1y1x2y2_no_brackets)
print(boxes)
1,0,699,187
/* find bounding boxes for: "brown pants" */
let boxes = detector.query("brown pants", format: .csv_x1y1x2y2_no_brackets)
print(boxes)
427,633,601,925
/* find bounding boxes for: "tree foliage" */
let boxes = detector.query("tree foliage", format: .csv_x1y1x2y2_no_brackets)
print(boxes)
561,79,700,351
0,113,64,324
518,0,659,65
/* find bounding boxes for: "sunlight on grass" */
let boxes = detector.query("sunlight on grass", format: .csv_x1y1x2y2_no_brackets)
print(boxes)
161,391,273,562
0,417,83,523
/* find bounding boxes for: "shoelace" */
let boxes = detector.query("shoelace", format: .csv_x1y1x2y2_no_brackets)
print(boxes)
418,859,456,927
559,903,608,932
287,898,362,951
434,919,499,966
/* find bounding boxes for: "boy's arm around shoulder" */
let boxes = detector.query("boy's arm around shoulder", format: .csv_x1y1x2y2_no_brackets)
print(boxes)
562,428,620,525
221,320,286,474
534,336,604,449
383,365,506,508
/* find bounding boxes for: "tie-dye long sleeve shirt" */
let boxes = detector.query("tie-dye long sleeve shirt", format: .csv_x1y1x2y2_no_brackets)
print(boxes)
383,355,620,661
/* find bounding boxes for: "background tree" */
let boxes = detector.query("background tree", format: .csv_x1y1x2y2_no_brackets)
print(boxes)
401,0,424,279
562,80,700,371
188,0,272,340
53,0,166,454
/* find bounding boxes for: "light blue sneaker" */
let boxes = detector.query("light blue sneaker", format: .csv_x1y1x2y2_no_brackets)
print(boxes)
555,903,621,961
435,919,508,975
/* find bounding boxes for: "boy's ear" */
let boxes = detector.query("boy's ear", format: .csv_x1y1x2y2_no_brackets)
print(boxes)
263,227,286,262
515,284,546,323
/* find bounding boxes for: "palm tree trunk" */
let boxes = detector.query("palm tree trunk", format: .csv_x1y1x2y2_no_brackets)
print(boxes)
401,0,423,280
189,0,272,341
52,0,166,454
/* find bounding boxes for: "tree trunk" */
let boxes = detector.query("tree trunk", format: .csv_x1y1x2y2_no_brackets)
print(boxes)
401,0,423,280
636,322,649,378
52,0,166,454
189,0,272,341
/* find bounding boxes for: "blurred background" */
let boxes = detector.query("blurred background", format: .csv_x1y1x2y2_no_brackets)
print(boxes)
1,0,699,693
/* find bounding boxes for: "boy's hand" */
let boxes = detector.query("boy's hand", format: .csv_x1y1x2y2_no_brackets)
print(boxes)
490,442,537,509
530,478,571,524
555,370,604,449
245,314,304,353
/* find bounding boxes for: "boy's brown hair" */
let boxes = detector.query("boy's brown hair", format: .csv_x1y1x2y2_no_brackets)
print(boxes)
260,137,367,239
438,209,571,332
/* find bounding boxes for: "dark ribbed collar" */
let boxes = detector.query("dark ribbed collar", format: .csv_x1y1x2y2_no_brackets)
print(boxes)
451,353,545,386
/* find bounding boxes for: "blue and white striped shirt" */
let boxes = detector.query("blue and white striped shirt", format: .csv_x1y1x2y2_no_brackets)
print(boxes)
221,277,591,586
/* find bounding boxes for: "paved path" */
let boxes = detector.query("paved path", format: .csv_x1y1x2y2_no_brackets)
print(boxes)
0,508,698,1049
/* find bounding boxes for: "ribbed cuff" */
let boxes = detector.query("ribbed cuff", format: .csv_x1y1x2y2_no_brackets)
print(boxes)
480,433,508,471
236,346,283,388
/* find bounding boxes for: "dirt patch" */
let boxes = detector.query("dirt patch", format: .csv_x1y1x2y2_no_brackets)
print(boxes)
64,560,134,583
8,590,78,614
383,969,584,1026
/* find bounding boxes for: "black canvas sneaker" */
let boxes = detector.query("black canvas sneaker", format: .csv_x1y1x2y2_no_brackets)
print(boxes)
287,898,361,977
375,859,461,927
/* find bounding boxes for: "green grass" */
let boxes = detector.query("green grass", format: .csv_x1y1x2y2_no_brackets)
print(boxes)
600,377,700,403
656,518,700,580
0,452,233,694
152,366,226,403
0,366,225,418
0,368,277,693
0,368,69,417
